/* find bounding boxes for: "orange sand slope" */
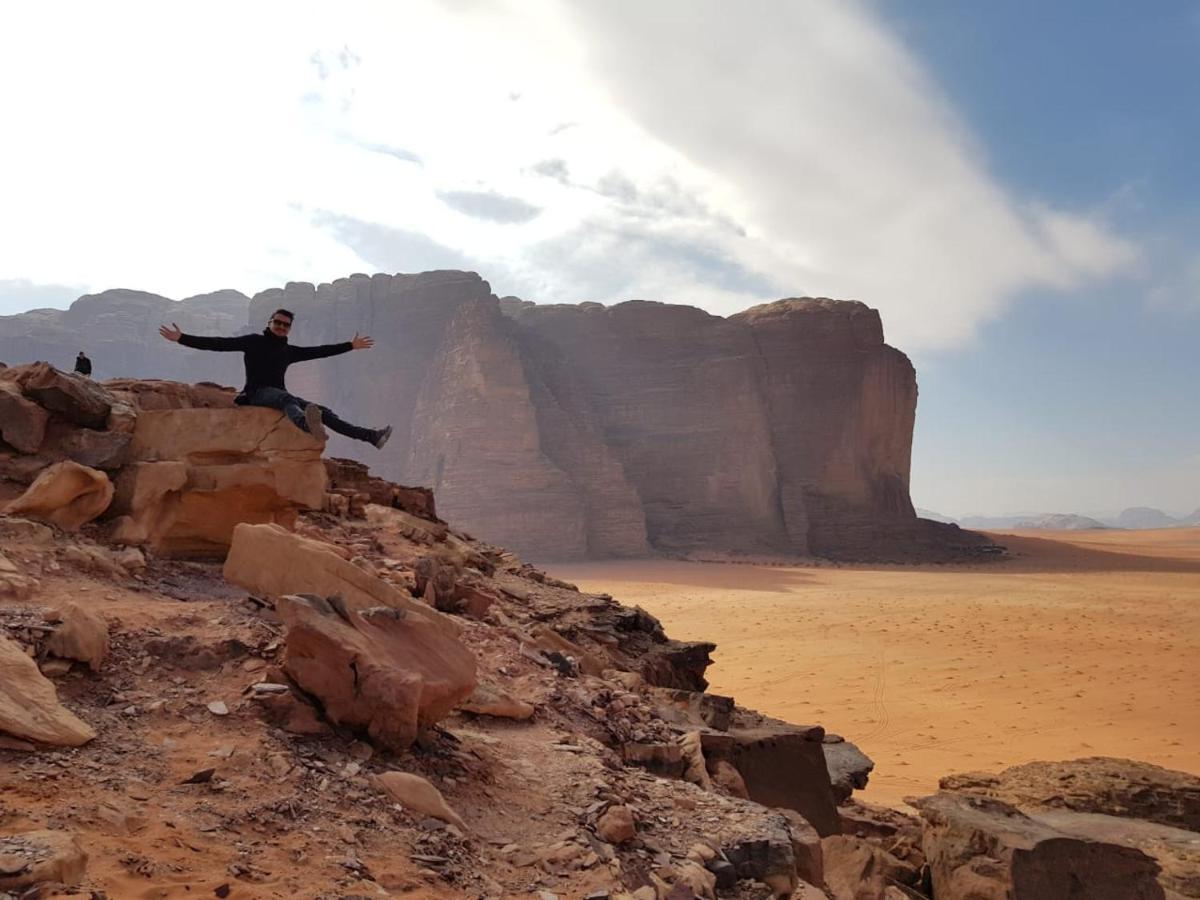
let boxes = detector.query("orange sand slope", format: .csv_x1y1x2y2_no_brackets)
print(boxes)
553,527,1200,809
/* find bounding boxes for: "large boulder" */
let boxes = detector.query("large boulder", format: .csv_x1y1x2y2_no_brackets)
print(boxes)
223,523,458,634
109,407,327,556
914,791,1164,900
715,726,840,837
276,593,476,752
821,834,920,900
44,602,109,671
0,381,49,453
824,736,876,803
13,361,112,427
0,634,96,746
940,758,1200,898
1025,809,1200,899
3,461,113,530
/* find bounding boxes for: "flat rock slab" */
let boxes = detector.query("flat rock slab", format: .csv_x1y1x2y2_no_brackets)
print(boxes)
0,634,95,746
941,756,1200,833
1028,809,1200,900
224,523,457,634
915,791,1165,900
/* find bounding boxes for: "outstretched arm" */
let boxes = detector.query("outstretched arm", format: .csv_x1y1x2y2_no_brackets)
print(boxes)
289,332,374,362
160,323,253,351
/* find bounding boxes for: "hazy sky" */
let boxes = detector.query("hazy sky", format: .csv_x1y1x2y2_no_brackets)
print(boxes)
0,0,1196,516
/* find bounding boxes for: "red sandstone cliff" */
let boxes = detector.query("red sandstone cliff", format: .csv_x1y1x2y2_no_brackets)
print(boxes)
0,271,983,561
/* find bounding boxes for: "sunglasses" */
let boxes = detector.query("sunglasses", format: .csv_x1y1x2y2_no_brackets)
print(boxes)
270,318,293,330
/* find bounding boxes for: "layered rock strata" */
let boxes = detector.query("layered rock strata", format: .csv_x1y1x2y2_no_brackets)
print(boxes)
1,272,986,561
0,363,329,556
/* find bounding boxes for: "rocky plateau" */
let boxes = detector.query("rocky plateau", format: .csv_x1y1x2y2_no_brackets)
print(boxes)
0,363,1195,899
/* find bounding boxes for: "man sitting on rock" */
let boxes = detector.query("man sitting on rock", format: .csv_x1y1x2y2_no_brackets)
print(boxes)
159,308,392,449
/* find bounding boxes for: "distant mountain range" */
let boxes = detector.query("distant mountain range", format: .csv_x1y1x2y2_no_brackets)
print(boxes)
916,506,1200,531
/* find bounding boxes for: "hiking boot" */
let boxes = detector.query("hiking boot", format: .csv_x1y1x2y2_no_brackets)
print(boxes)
304,404,327,442
373,425,393,450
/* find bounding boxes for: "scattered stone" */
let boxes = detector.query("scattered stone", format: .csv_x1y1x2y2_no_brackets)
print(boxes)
112,546,147,573
181,768,217,785
38,658,73,677
596,805,636,844
44,601,109,670
249,682,289,694
374,771,467,830
207,700,229,716
0,829,88,891
459,683,535,720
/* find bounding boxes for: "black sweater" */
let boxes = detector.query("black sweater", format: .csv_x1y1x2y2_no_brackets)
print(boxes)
178,329,352,392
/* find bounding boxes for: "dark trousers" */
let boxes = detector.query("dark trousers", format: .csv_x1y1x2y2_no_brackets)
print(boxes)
236,386,375,443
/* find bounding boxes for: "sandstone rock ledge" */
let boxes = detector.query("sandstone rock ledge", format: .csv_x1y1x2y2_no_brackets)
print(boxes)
0,363,329,557
109,406,326,555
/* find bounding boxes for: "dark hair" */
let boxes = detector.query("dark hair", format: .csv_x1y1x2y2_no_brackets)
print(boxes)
272,308,295,322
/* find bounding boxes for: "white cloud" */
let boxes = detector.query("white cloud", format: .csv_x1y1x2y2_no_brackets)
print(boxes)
0,0,1136,349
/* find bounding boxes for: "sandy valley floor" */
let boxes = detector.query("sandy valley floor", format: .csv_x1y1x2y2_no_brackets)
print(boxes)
552,527,1200,808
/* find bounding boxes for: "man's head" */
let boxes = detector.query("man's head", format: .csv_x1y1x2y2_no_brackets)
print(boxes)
268,308,294,337
77,351,85,357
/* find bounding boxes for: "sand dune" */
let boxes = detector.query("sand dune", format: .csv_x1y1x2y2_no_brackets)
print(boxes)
552,528,1200,808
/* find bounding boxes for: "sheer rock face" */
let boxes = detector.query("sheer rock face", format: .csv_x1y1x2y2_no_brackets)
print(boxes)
0,288,249,385
0,272,972,560
729,299,918,558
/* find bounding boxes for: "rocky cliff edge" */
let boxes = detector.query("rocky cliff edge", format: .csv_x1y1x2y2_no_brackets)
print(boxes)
0,368,1192,899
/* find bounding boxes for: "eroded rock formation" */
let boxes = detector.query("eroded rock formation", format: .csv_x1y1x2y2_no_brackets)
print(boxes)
0,363,328,556
1,271,986,560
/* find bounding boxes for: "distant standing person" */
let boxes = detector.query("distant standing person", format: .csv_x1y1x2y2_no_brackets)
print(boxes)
73,351,92,377
158,308,392,448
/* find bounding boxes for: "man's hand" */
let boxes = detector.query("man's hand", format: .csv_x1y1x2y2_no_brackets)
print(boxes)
159,323,182,342
351,333,375,350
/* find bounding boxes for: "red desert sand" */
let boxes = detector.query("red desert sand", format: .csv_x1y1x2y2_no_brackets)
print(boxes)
553,527,1200,808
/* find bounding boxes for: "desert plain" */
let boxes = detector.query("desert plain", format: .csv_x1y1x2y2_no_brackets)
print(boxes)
554,527,1200,808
